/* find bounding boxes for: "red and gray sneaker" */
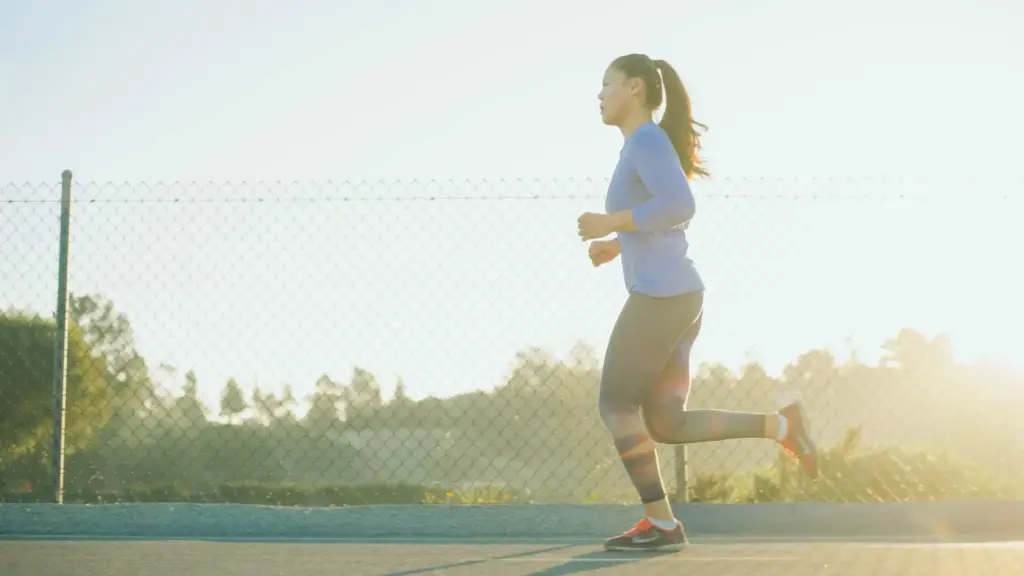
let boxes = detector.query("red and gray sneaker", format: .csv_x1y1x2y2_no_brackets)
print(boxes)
603,518,688,552
778,401,819,479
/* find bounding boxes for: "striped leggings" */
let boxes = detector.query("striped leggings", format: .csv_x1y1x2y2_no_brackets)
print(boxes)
598,290,767,503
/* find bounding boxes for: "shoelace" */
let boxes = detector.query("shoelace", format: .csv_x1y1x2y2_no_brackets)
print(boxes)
624,518,653,536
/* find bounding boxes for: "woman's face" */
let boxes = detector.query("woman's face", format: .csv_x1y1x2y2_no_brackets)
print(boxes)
598,65,639,126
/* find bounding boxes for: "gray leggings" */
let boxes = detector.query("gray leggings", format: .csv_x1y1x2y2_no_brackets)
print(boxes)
598,290,766,503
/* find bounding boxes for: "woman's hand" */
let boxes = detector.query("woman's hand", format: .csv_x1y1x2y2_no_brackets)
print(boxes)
588,239,621,267
577,212,617,241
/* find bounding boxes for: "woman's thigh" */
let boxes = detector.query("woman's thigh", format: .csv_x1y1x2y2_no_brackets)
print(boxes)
599,290,704,412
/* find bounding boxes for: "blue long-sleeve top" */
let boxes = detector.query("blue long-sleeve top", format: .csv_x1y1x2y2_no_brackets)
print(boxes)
604,121,704,297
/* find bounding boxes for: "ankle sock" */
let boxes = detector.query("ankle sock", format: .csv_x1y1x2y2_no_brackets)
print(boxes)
776,414,789,441
648,517,679,531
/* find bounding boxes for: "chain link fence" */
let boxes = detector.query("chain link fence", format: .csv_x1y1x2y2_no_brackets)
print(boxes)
2,175,1023,506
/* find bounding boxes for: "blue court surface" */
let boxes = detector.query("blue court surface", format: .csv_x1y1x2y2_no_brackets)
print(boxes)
3,536,1024,575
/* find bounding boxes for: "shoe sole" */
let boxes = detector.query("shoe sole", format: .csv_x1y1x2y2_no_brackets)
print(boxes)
782,402,820,479
604,535,689,552
604,542,688,552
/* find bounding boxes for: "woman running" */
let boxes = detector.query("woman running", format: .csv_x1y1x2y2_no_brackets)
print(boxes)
576,53,819,552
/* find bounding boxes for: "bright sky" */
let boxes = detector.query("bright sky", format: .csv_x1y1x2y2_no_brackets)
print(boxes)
2,0,1023,410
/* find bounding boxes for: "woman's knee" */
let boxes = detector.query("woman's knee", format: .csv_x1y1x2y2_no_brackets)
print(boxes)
643,407,683,444
643,418,670,443
600,398,651,439
599,366,662,433
598,396,627,433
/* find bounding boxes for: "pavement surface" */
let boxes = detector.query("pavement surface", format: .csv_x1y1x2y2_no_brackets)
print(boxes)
3,538,1024,576
5,502,1024,575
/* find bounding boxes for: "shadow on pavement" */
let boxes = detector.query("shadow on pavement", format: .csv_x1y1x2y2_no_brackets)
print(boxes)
379,544,580,576
521,548,676,576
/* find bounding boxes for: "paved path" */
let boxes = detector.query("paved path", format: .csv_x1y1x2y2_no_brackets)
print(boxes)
3,539,1023,575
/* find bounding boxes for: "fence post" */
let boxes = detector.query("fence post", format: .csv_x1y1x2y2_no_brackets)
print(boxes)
674,445,688,503
51,169,73,504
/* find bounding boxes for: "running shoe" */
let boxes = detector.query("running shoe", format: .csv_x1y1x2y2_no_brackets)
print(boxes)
603,518,688,551
778,401,819,479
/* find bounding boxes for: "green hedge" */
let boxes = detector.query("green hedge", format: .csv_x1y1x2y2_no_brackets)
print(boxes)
1,483,459,506
4,429,1019,506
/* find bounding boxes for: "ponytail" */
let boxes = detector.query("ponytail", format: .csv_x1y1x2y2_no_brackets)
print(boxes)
652,60,709,179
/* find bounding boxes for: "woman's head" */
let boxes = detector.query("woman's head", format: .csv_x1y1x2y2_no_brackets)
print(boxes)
598,54,709,179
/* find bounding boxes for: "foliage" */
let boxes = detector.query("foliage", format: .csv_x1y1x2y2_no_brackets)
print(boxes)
0,311,110,481
2,293,1022,504
691,427,1023,504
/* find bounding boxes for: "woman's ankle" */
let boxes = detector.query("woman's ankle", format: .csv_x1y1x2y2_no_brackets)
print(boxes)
643,497,676,526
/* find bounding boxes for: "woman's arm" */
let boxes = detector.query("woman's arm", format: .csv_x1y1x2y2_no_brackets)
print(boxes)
609,128,695,233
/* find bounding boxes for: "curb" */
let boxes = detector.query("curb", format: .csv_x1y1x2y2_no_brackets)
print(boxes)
3,501,1024,540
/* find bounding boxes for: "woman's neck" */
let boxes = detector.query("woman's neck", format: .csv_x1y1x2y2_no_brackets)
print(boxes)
619,110,654,142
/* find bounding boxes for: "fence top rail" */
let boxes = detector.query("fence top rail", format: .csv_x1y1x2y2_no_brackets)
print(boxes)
2,174,1021,204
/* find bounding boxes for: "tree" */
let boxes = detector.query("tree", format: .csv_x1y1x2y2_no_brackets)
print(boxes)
393,378,410,404
304,374,344,432
692,362,737,408
738,361,773,389
882,329,954,379
568,341,600,371
219,378,247,424
506,347,560,392
69,294,154,419
782,349,836,389
278,385,298,423
7,287,1019,505
0,312,111,475
176,370,208,425
251,387,283,425
345,367,383,427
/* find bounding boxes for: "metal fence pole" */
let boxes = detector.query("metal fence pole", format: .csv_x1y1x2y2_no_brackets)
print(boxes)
674,444,688,502
51,169,73,504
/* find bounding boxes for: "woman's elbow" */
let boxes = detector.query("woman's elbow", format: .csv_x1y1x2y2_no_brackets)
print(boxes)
666,194,695,227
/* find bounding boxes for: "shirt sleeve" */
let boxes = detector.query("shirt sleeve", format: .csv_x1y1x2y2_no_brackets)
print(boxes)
627,128,696,232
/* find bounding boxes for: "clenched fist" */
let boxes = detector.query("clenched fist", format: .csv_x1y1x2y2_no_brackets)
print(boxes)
588,239,621,267
577,212,617,241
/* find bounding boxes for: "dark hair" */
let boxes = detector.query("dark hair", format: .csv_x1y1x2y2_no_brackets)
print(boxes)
611,54,709,179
